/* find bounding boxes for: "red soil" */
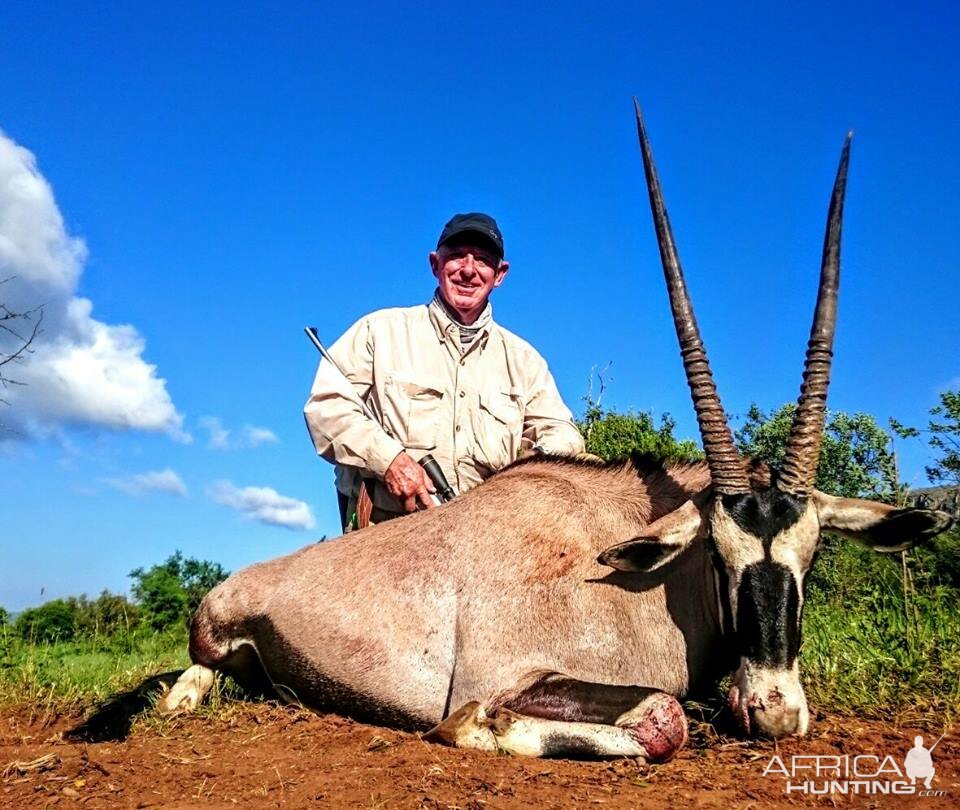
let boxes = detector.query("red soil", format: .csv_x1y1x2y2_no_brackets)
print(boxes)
2,704,956,808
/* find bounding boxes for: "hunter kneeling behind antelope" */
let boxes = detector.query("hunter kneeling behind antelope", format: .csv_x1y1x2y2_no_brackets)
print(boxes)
152,104,954,761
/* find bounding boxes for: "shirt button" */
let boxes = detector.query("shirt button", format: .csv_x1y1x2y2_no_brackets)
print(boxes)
458,391,465,398
455,425,461,432
460,359,466,366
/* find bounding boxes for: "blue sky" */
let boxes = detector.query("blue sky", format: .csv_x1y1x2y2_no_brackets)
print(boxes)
1,2,957,611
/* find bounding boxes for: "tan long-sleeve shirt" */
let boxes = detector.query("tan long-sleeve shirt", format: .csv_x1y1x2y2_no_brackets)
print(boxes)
304,296,584,513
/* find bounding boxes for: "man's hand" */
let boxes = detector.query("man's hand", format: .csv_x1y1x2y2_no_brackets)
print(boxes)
384,451,436,512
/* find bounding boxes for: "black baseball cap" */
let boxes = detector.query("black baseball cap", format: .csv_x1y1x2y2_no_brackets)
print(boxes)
436,213,504,259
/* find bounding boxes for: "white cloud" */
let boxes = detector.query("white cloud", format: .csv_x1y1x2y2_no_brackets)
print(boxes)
104,468,188,497
243,424,279,446
208,480,315,531
0,128,187,441
199,416,278,450
199,416,232,450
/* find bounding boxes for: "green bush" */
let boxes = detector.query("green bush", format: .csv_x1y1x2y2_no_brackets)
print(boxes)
735,403,899,500
70,591,140,637
15,599,78,643
893,388,960,487
578,406,702,463
130,552,228,631
130,566,189,631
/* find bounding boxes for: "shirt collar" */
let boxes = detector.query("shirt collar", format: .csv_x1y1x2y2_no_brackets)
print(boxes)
428,289,494,343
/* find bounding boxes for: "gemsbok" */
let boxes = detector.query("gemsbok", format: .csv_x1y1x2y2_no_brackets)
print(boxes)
150,103,953,760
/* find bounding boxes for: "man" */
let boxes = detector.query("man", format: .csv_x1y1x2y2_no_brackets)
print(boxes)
304,213,585,530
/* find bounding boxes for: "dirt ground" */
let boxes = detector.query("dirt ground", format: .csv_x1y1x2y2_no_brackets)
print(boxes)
1,702,956,809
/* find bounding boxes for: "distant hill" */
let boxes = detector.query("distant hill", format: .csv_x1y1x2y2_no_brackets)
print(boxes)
909,485,960,520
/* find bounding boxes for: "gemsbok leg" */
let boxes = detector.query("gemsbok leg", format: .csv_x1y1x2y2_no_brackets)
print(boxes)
156,665,217,715
424,670,688,760
157,610,276,715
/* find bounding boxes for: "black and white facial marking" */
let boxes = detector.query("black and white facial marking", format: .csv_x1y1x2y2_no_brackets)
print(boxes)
735,561,801,666
717,488,810,663
710,487,821,737
711,488,816,627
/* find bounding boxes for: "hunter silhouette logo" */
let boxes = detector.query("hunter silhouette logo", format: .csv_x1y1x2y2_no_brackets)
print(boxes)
905,734,944,790
762,733,948,797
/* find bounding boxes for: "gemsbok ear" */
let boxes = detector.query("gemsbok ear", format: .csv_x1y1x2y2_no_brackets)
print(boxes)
598,499,706,572
813,492,955,553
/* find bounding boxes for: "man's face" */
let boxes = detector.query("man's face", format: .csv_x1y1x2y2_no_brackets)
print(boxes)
429,241,509,325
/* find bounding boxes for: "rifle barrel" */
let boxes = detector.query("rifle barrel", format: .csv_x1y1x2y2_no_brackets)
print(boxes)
304,327,379,423
304,326,457,505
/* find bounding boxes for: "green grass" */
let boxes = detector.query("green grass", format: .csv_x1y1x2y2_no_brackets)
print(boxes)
797,533,960,727
0,626,189,714
801,584,960,726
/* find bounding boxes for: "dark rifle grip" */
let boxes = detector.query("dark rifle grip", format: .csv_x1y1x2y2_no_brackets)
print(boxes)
419,454,455,503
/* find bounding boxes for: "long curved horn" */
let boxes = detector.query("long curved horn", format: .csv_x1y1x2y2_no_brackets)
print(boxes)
778,134,852,496
634,99,749,495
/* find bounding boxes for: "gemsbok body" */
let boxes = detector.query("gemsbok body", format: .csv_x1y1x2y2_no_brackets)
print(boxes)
155,104,953,760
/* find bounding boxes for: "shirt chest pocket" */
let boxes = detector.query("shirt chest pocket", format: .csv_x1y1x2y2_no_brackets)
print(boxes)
383,376,444,450
474,389,523,470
